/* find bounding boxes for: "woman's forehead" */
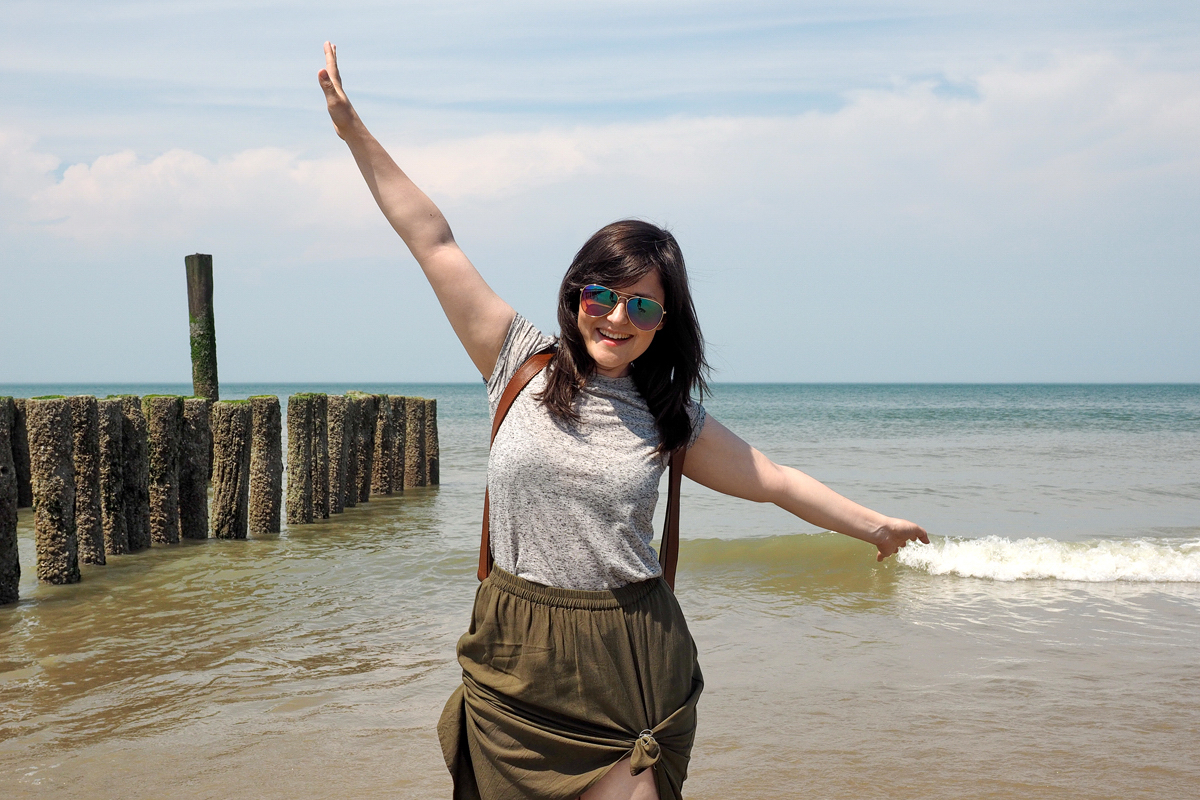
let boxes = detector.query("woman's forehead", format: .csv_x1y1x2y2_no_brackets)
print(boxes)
612,271,665,302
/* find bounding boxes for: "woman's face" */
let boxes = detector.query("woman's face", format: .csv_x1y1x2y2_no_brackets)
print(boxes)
575,270,666,379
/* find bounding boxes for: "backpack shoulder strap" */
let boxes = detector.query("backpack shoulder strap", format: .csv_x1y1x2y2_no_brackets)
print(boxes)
658,446,687,590
478,349,554,581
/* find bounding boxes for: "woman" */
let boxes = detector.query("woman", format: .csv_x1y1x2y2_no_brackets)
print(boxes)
318,42,928,800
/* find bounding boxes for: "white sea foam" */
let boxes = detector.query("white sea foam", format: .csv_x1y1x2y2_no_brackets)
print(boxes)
897,536,1200,582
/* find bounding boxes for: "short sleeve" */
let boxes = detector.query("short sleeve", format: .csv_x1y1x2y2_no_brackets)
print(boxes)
685,399,706,448
486,314,556,418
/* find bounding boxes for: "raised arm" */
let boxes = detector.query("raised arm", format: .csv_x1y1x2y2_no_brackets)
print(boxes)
684,416,929,560
318,42,515,379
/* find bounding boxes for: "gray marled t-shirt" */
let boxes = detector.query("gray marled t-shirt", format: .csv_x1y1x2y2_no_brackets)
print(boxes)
486,314,706,590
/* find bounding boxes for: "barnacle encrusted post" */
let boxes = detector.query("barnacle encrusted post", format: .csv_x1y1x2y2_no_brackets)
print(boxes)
12,398,32,509
28,397,80,585
424,398,439,486
387,396,406,493
404,397,427,488
249,395,283,535
327,395,349,515
350,393,378,503
311,394,330,520
0,398,20,604
69,395,105,564
143,395,184,545
210,400,252,540
118,395,152,552
96,398,128,555
180,398,212,540
285,394,315,525
370,395,393,496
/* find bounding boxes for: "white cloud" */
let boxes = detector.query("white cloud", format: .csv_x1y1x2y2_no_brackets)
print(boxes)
5,54,1199,260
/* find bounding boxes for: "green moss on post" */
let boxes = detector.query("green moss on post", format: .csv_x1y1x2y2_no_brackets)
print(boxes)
185,254,219,402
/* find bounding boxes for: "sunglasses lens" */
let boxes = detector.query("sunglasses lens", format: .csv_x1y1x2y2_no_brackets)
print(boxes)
581,285,618,317
627,297,664,331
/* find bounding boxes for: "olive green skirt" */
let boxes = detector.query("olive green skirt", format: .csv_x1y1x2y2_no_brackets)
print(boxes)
439,567,704,800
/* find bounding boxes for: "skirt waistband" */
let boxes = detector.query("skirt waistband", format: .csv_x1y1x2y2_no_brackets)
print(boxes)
485,566,662,611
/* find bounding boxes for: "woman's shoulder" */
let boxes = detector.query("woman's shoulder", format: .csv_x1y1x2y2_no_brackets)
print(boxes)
486,314,556,408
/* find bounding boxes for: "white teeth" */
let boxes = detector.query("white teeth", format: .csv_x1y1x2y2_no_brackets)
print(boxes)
600,330,632,341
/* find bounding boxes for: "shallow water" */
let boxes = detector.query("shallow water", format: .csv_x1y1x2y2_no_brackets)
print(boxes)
2,383,1199,798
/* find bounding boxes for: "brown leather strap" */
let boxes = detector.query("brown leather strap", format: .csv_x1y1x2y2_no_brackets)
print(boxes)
659,446,686,590
479,350,554,581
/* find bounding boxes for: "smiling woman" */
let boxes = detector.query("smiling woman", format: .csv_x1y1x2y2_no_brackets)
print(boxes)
318,39,928,800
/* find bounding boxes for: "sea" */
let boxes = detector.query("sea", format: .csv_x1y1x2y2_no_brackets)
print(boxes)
1,382,1198,799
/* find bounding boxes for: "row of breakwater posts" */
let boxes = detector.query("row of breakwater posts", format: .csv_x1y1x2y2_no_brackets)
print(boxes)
0,392,439,605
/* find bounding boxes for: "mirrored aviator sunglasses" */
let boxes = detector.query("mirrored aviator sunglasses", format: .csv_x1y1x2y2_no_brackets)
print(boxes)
580,284,666,332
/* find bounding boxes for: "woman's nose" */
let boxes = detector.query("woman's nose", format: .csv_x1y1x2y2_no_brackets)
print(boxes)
607,299,630,325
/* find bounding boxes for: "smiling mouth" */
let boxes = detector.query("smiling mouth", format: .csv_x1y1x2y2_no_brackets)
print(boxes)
598,329,632,342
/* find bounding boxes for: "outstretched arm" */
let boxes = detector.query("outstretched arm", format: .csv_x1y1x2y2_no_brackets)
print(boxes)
684,416,929,560
318,42,515,379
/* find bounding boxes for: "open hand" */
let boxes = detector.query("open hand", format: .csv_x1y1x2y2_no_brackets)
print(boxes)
871,518,930,561
318,41,358,139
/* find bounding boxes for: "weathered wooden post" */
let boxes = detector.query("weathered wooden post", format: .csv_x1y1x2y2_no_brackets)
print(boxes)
185,254,219,402
342,395,360,509
286,394,315,525
97,398,128,555
69,396,105,564
12,397,32,509
404,396,427,488
0,398,20,604
143,396,184,545
425,397,440,486
387,396,406,493
27,397,80,585
180,398,211,540
311,395,330,519
371,395,393,496
351,393,378,503
118,395,152,552
327,395,349,515
249,396,283,534
210,401,251,539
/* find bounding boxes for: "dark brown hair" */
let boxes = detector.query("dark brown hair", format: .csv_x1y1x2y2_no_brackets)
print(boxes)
539,219,709,453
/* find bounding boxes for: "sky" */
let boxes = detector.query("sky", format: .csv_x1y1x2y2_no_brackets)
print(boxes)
2,1,1198,383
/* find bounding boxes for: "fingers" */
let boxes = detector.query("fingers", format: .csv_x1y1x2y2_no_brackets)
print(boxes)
323,41,342,90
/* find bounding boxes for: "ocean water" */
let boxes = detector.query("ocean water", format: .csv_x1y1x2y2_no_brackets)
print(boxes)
1,383,1198,799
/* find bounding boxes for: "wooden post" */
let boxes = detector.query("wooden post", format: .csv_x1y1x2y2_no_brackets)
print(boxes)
180,398,211,540
249,396,283,534
118,396,152,552
28,397,80,585
350,393,378,503
185,253,219,402
286,394,315,525
387,396,406,493
143,396,184,545
97,399,128,555
327,395,349,515
404,397,427,488
210,401,251,539
311,394,329,519
425,398,439,486
371,395,393,496
0,398,19,604
342,395,360,509
69,396,105,564
12,398,32,509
